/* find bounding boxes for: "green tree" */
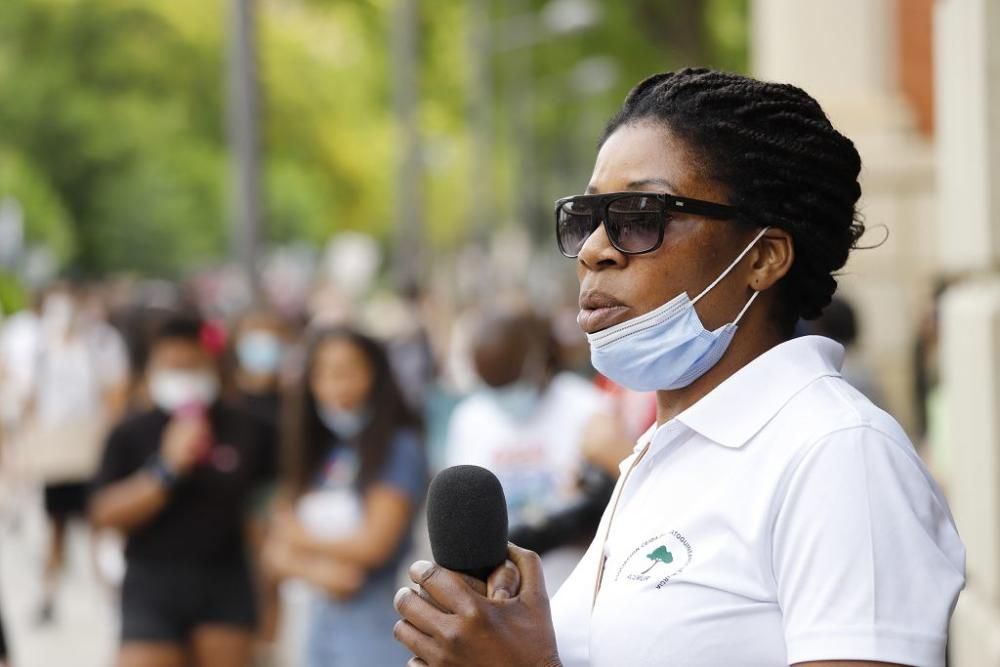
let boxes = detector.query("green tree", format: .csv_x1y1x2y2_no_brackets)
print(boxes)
0,0,748,277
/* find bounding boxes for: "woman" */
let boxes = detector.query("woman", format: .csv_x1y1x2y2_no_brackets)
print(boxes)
226,308,297,486
393,68,965,667
264,326,426,667
90,314,273,667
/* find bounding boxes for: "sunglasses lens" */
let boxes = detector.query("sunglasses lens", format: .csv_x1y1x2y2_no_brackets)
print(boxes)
607,196,664,254
557,199,596,257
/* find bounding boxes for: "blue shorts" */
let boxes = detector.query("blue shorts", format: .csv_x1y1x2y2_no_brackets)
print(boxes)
305,573,411,667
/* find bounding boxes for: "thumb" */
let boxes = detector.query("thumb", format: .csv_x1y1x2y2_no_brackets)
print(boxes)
506,543,548,602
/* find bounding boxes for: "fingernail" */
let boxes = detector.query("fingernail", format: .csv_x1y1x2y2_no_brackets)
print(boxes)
411,560,434,579
393,587,410,608
492,588,511,600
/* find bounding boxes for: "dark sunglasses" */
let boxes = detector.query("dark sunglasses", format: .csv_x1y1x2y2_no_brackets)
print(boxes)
555,191,738,258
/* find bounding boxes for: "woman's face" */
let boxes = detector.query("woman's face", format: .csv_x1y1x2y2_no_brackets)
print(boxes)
576,121,762,335
310,338,374,412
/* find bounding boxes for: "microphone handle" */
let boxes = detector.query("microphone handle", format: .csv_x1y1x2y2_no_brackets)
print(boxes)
452,563,500,583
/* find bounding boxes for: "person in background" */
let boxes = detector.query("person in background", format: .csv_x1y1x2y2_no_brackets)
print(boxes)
25,283,129,624
803,295,886,407
224,308,295,654
385,282,437,412
910,279,952,485
263,326,426,667
228,308,294,478
89,314,273,667
444,310,612,590
0,290,44,534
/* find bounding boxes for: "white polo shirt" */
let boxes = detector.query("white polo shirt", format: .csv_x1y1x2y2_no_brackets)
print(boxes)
550,336,965,667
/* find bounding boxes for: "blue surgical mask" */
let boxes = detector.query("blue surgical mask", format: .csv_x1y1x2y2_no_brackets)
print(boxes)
236,332,285,375
318,406,371,440
486,382,541,421
587,227,770,392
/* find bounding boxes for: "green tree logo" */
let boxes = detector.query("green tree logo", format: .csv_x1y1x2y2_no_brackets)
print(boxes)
641,545,674,574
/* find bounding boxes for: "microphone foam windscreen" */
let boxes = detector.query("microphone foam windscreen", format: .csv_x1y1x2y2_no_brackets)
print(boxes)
426,465,509,580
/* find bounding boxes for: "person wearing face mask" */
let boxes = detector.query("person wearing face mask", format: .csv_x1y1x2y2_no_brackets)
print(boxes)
394,69,965,667
261,326,426,667
228,309,294,478
89,314,274,667
443,310,614,591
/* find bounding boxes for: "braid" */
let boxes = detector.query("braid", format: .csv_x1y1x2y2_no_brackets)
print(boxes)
602,68,864,324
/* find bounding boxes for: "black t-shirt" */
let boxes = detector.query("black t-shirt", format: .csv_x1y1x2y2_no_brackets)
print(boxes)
236,389,281,482
92,402,273,565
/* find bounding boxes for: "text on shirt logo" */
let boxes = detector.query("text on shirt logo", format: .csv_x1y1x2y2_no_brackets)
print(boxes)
615,530,693,589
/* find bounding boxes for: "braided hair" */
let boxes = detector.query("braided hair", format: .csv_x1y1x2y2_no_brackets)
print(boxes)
601,68,864,326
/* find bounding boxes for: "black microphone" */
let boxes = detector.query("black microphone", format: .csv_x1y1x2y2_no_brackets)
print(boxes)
426,465,509,581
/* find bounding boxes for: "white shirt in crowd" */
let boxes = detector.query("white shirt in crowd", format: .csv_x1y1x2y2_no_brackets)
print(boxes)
33,320,129,426
446,371,611,589
551,335,965,667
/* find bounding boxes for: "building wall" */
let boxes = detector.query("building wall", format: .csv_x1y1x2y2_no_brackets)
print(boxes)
752,0,1000,661
934,0,1000,664
752,0,934,438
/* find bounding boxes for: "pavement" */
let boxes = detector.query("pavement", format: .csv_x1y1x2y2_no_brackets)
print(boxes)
0,485,117,667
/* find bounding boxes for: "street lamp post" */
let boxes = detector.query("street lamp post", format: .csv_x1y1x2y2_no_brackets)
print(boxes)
392,0,423,290
467,0,601,241
227,0,262,298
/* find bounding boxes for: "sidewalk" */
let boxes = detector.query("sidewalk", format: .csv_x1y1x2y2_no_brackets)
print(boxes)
0,487,117,667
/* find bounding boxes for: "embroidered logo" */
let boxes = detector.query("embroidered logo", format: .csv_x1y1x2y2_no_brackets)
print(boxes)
615,530,693,589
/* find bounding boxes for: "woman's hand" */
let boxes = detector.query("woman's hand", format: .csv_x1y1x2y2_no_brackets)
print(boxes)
261,526,366,599
393,544,561,667
160,414,211,473
270,507,315,551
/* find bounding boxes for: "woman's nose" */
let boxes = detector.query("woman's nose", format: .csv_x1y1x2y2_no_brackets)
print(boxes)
577,222,626,271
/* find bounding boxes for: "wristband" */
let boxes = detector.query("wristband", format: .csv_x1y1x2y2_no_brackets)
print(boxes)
146,455,180,489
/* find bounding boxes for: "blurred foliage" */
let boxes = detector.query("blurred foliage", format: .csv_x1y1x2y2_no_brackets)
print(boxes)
0,0,747,277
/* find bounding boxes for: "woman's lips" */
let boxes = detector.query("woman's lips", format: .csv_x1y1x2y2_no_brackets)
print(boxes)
578,306,631,334
578,290,631,334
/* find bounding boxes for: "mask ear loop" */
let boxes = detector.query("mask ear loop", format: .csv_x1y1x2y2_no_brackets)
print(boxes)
691,226,771,305
732,289,761,325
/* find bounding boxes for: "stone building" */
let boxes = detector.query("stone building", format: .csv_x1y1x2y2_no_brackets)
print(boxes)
752,0,1000,663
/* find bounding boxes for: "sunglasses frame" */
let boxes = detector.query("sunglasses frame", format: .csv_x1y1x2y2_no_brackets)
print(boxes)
554,191,739,258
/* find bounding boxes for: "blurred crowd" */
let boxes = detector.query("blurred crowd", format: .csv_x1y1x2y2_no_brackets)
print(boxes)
0,264,651,667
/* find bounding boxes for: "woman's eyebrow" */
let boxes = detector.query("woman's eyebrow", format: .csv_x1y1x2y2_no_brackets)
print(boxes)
625,177,677,192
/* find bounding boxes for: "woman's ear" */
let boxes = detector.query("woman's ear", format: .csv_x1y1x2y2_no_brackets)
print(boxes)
749,229,794,291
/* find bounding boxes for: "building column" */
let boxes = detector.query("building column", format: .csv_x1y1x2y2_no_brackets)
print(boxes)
935,0,1000,663
752,0,937,435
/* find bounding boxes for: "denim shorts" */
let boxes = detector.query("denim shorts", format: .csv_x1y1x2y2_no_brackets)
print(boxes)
305,573,411,667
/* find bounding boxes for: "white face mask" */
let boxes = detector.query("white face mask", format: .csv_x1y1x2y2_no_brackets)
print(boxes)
149,370,219,413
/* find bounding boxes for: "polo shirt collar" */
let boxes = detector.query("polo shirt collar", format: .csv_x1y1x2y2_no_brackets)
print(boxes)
666,335,845,449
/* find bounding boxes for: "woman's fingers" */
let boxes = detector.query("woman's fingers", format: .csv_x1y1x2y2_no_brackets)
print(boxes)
505,544,548,601
407,560,477,617
487,559,521,600
393,619,438,664
394,587,449,638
